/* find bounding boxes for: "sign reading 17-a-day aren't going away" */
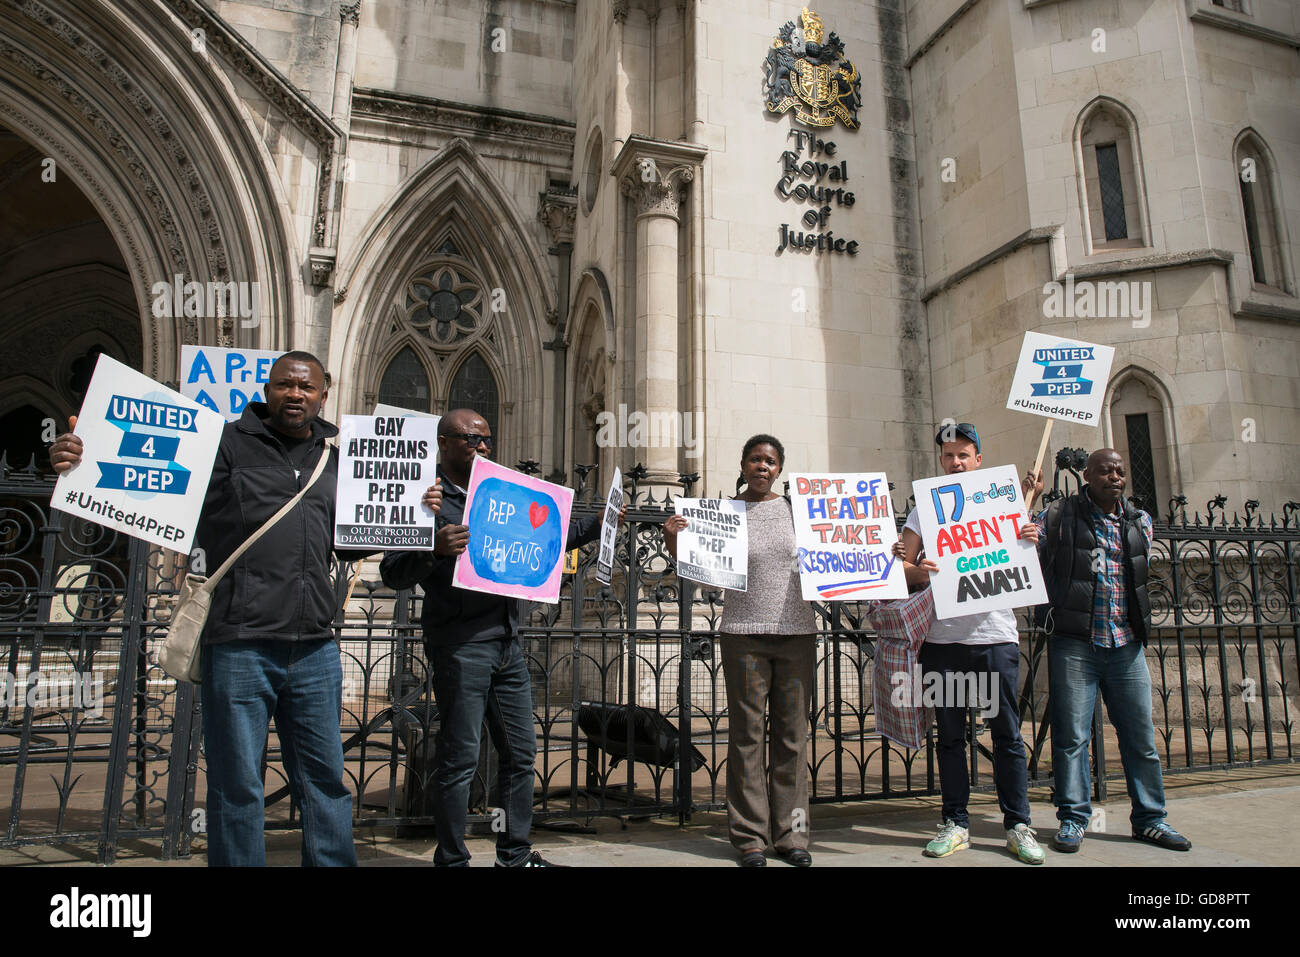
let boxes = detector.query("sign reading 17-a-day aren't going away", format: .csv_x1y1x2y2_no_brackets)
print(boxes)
910,465,1048,620
53,354,225,549
1005,331,1115,427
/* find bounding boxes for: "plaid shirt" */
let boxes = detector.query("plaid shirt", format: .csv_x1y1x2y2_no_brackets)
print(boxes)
869,589,935,750
1034,491,1153,648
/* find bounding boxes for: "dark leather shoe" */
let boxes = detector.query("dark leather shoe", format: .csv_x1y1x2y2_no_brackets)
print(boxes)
777,848,812,867
739,851,766,867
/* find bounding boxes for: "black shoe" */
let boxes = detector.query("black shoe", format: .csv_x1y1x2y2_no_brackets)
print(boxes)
739,851,766,867
496,851,565,867
1132,823,1192,851
777,848,812,867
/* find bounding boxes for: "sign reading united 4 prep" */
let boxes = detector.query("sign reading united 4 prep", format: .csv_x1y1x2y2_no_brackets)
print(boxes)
180,345,283,422
453,457,574,604
910,464,1048,620
53,354,224,549
1005,332,1115,427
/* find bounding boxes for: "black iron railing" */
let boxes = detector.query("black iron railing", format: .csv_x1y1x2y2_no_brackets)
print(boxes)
3,458,1297,862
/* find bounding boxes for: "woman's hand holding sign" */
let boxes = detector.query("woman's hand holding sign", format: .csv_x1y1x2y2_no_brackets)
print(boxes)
49,416,83,473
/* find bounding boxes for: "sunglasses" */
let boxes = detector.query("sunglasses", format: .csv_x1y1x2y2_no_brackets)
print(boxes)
448,432,493,449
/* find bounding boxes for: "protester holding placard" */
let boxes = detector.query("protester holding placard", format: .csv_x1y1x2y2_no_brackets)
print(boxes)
51,351,443,867
897,423,1045,865
664,434,817,868
1029,449,1192,854
378,409,624,867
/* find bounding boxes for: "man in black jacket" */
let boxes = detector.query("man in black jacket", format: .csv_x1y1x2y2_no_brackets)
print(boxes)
1030,449,1191,854
381,408,620,866
52,351,442,866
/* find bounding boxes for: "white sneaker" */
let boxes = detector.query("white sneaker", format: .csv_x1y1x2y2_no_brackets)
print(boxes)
1006,823,1045,864
923,820,970,858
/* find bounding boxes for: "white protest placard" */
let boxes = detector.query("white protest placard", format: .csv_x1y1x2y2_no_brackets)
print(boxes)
335,414,438,549
675,498,748,590
372,403,439,423
180,345,283,422
789,472,907,601
1005,331,1115,427
595,467,623,585
910,464,1048,620
53,354,224,550
373,403,440,463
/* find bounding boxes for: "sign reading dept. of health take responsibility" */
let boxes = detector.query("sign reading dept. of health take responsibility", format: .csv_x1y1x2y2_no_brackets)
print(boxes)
789,472,907,601
1005,332,1115,427
180,345,283,422
53,354,224,549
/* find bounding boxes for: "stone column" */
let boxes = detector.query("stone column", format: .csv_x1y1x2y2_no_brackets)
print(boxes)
611,138,705,486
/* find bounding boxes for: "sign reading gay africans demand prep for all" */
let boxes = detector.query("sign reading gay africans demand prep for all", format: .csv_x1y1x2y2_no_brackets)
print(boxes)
53,354,225,550
674,498,748,590
335,414,439,549
789,473,907,600
1005,331,1115,427
453,457,575,604
910,464,1048,619
180,345,283,422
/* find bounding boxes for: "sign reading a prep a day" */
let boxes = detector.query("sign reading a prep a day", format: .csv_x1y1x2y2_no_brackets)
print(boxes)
789,473,907,601
53,354,224,549
595,467,623,585
335,415,438,549
453,457,575,604
1005,332,1115,427
910,464,1048,620
180,345,283,422
675,498,748,591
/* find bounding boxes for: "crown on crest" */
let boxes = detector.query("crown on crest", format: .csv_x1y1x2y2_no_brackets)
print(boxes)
800,7,824,44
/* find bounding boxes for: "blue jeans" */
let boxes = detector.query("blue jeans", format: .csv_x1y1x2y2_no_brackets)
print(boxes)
200,638,356,866
919,640,1031,830
1049,638,1166,829
429,637,537,866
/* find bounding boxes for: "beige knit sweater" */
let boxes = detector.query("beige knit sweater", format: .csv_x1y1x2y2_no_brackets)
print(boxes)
719,496,817,636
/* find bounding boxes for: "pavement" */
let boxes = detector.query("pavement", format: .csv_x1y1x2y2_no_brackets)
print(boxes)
3,764,1296,867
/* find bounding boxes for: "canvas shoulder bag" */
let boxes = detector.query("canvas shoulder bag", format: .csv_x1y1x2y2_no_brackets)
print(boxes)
157,444,333,684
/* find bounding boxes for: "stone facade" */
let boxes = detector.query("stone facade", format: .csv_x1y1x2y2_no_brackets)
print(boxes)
0,0,1295,513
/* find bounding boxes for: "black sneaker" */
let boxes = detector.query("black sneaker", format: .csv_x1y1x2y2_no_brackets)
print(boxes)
1132,822,1192,851
495,850,566,867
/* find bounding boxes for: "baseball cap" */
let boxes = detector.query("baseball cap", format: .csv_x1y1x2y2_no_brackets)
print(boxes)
935,422,980,453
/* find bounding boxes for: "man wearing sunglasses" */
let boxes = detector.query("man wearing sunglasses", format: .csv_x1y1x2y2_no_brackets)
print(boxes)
380,408,623,866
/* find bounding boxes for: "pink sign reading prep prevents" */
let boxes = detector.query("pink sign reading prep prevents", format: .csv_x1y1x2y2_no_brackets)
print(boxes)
452,457,575,604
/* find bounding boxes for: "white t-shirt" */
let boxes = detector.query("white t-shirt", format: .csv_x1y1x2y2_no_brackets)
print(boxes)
903,508,1019,646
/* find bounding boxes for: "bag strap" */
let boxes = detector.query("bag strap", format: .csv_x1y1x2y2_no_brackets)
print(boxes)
199,441,334,593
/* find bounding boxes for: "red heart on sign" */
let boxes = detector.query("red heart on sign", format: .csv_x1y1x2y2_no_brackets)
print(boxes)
529,502,548,528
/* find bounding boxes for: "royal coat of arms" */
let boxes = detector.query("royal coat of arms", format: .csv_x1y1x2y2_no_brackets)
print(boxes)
763,7,861,130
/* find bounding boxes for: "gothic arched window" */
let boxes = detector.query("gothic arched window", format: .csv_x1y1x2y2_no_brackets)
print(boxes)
448,353,499,442
377,345,431,413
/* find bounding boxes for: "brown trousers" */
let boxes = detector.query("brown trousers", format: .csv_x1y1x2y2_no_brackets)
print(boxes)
720,635,816,853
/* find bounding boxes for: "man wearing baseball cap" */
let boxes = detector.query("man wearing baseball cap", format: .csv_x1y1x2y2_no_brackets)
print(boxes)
895,422,1045,864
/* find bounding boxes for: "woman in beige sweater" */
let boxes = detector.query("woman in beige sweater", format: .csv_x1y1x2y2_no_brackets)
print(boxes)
664,434,817,867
